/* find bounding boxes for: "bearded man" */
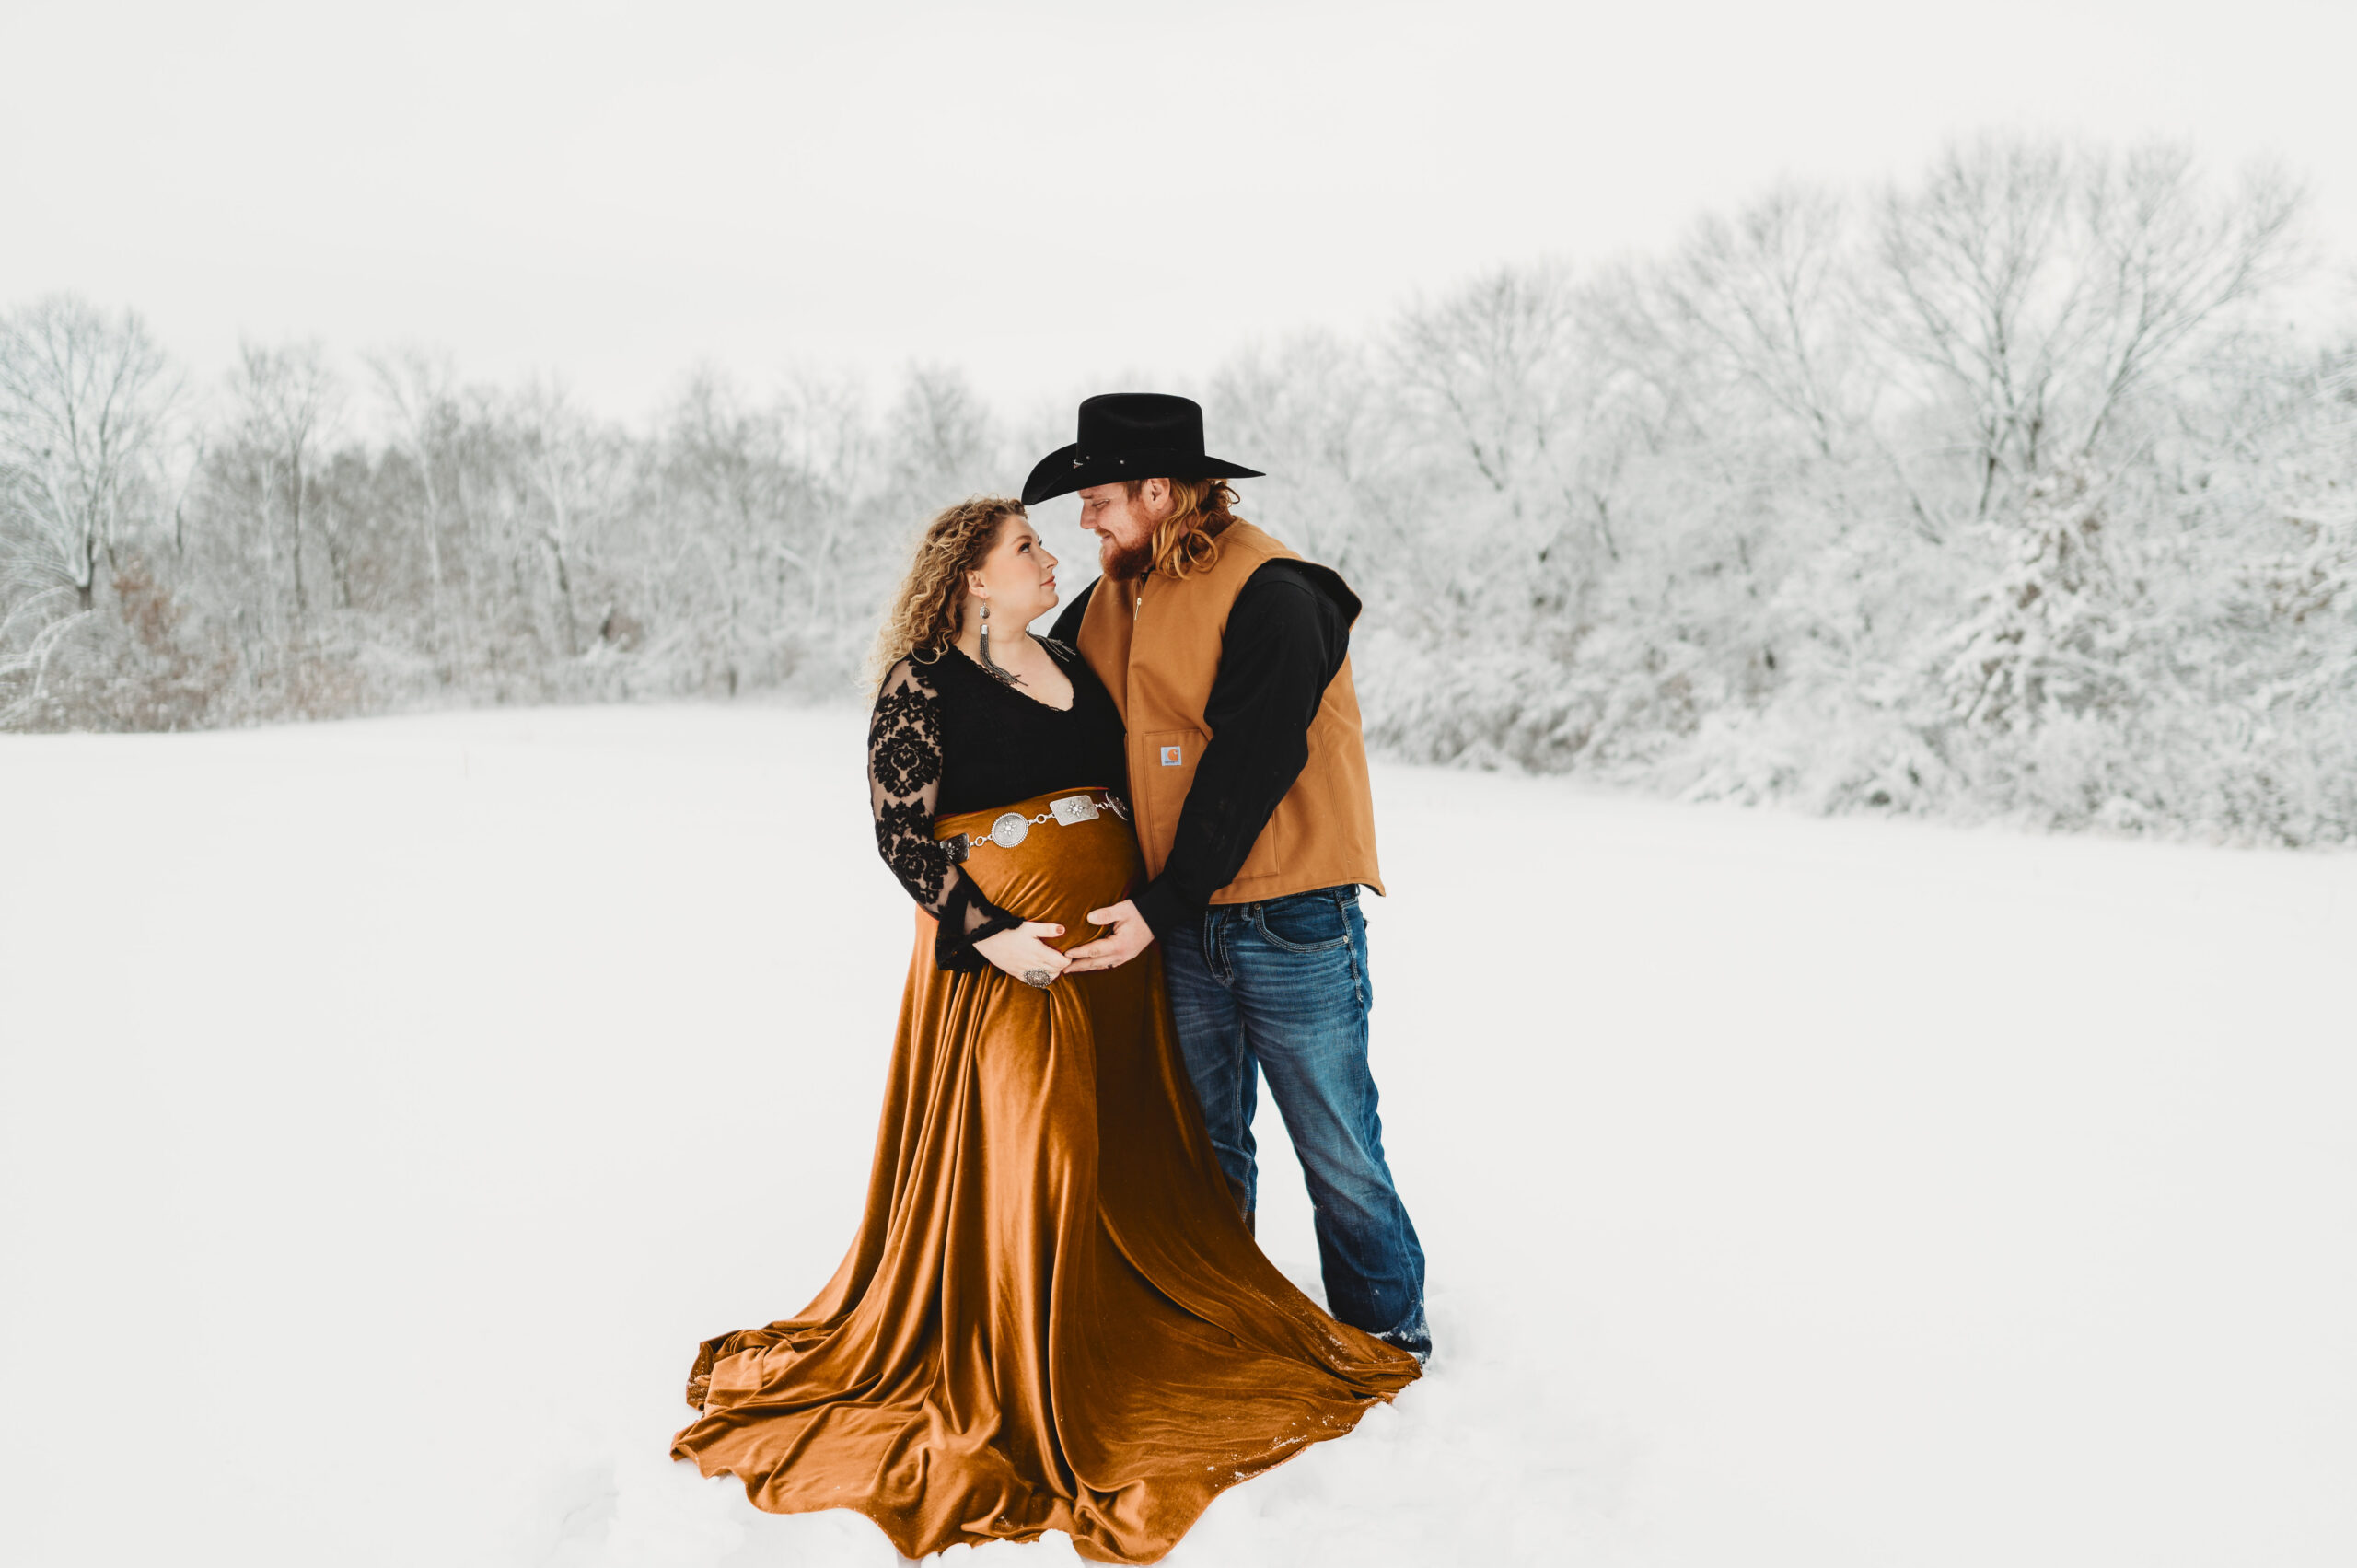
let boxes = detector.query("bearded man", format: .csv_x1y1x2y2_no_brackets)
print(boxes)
1039,392,1430,1364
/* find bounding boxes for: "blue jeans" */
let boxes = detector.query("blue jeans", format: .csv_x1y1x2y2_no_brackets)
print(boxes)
1160,885,1430,1357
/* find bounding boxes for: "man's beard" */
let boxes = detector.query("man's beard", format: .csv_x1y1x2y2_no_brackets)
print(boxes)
1099,528,1155,582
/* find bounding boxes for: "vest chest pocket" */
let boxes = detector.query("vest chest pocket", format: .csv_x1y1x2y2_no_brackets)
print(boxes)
1132,727,1204,877
1132,726,1286,889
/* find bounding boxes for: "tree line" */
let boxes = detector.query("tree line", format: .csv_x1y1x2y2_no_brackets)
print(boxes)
6,134,2353,843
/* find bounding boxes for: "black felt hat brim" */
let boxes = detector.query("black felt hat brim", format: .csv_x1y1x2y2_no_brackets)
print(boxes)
1021,446,1264,507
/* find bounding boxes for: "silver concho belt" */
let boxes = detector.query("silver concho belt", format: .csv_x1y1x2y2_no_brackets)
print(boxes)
962,792,1130,853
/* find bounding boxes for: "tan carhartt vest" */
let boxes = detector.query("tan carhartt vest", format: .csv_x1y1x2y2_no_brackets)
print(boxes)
1077,520,1384,904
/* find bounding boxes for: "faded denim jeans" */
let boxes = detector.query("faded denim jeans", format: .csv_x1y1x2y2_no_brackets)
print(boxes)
1160,884,1431,1358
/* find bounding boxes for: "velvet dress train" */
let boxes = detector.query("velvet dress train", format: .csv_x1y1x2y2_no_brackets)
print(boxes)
670,789,1421,1563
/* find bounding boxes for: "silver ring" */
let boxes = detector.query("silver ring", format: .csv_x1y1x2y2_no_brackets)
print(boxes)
1021,967,1053,989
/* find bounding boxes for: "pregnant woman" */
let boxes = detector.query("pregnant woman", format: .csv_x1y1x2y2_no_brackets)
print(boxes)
670,495,1419,1564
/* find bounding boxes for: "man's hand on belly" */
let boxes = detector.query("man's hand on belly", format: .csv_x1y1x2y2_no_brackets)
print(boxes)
1063,900,1156,973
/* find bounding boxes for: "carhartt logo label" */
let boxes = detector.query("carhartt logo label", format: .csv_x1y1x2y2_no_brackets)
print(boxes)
1160,746,1183,767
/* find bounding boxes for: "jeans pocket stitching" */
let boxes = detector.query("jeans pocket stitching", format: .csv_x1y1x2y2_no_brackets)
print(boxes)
1249,900,1352,955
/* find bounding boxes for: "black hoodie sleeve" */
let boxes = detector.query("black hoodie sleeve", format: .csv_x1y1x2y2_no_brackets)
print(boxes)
1130,561,1352,940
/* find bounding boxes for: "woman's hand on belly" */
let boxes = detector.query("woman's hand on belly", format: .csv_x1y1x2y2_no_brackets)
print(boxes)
972,921,1072,988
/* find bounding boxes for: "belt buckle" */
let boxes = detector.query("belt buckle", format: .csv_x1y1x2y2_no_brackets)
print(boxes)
1049,794,1100,827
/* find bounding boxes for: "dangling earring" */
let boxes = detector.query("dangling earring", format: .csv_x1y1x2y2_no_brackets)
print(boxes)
978,597,1021,688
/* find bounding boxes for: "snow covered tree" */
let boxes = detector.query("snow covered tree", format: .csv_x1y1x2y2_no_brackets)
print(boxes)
1869,136,2301,523
225,340,343,629
1936,467,2132,732
0,296,178,722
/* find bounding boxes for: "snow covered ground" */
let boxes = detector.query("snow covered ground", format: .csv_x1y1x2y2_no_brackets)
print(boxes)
3,703,2352,1568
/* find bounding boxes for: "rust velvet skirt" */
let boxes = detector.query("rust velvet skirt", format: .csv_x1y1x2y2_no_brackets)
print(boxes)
670,788,1420,1562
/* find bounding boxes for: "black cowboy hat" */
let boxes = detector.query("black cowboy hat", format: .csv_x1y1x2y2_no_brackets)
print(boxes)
1021,392,1263,506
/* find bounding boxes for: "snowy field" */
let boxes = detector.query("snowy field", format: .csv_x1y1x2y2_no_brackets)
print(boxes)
4,703,2353,1568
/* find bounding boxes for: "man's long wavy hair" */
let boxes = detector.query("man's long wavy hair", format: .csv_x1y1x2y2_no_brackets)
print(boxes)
869,495,1024,691
1129,477,1241,582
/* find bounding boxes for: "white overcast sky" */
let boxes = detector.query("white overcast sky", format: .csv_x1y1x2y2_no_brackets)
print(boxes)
6,0,2354,428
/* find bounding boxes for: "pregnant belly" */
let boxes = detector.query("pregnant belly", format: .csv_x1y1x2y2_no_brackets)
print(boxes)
935,787,1142,945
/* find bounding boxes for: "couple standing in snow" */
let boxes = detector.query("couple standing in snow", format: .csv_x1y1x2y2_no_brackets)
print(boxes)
671,394,1428,1563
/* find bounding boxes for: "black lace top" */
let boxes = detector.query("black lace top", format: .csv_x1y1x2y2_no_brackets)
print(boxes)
868,637,1129,970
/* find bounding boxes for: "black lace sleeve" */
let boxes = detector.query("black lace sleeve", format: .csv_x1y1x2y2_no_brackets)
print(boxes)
869,657,1023,971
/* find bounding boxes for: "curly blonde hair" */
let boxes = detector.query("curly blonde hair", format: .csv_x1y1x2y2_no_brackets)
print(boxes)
869,495,1027,690
1127,477,1241,581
